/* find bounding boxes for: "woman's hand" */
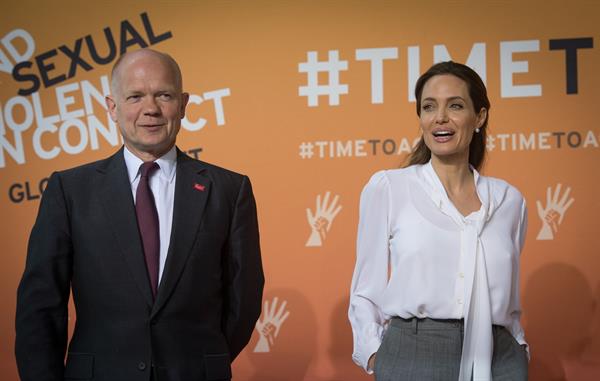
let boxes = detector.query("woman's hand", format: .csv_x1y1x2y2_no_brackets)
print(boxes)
368,353,376,373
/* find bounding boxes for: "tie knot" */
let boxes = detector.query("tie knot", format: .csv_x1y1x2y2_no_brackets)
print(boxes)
140,161,159,178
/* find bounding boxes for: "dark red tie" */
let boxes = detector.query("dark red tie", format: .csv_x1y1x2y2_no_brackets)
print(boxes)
136,162,160,298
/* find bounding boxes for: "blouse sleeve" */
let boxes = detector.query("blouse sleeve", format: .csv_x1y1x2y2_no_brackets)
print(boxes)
348,170,391,373
507,197,529,358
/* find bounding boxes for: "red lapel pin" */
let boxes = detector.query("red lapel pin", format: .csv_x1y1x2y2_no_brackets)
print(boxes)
193,183,205,192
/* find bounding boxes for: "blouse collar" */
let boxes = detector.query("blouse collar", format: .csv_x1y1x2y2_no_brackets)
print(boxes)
418,160,497,227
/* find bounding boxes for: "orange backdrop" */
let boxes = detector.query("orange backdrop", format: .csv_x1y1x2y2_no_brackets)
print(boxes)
1,1,599,380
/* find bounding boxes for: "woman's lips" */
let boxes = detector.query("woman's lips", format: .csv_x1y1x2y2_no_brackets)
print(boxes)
432,129,455,143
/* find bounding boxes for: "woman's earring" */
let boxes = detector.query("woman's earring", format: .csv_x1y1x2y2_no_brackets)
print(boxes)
475,128,480,133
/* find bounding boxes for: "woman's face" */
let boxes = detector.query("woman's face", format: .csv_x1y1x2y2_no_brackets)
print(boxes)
418,74,486,163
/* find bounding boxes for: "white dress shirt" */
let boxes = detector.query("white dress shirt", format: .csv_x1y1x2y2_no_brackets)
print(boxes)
349,161,528,379
124,146,177,285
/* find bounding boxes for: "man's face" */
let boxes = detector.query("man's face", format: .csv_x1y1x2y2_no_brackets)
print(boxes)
106,53,189,160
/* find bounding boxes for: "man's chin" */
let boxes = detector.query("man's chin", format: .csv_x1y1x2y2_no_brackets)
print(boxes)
126,141,175,159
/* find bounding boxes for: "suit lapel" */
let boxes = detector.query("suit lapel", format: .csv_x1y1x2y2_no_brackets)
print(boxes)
97,148,154,308
151,150,212,317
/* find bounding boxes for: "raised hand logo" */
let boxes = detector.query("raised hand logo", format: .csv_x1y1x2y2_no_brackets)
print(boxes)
536,183,574,240
305,191,342,247
253,297,290,353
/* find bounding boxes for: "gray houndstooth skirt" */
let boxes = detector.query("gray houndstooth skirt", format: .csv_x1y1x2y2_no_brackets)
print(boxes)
374,317,528,381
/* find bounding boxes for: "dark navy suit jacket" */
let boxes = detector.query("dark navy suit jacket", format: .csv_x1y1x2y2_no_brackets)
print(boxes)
16,147,264,381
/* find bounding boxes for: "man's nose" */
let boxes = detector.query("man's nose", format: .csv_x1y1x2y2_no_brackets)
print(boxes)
142,96,161,115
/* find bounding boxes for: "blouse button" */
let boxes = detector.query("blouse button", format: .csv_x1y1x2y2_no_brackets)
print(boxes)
458,272,464,278
457,298,463,305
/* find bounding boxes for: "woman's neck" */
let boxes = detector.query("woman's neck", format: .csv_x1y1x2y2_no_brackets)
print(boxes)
430,154,474,196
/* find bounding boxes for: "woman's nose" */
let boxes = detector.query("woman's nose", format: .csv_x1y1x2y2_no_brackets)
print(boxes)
435,108,448,123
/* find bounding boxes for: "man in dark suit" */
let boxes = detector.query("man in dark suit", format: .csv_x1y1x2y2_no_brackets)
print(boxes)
15,49,264,381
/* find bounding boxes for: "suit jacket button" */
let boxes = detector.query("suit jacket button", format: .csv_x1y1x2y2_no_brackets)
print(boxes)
138,362,147,371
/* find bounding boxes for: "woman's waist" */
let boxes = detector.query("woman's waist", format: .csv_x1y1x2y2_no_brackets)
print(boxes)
390,316,506,333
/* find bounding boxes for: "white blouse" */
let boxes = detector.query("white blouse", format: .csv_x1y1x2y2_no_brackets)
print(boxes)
349,161,528,380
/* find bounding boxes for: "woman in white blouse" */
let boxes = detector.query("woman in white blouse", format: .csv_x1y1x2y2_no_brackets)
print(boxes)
349,61,528,381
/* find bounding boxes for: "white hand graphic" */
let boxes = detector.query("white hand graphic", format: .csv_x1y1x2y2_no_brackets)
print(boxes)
305,191,342,247
536,183,574,240
253,297,290,353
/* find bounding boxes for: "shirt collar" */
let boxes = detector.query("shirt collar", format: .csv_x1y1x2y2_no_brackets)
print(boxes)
123,145,178,184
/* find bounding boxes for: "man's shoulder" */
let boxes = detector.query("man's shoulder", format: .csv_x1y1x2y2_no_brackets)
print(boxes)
177,152,247,183
177,154,252,204
54,150,122,179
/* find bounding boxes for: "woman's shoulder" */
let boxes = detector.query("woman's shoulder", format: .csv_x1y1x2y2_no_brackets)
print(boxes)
364,166,418,187
361,166,421,201
480,174,525,206
362,170,389,194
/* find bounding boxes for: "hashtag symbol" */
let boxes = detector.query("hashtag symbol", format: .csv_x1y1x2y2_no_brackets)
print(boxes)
298,50,349,107
299,142,314,159
486,135,496,152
